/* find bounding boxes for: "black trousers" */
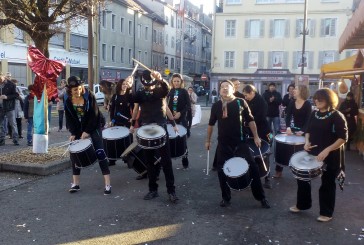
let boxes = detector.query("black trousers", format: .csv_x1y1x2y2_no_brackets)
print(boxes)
296,168,338,217
217,142,265,202
175,115,189,167
144,132,175,194
186,109,192,135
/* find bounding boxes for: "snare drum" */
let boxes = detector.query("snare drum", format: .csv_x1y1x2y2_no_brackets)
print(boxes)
69,139,97,168
102,126,132,160
167,124,187,158
289,151,323,181
223,157,252,191
275,134,305,167
136,125,167,149
246,138,271,178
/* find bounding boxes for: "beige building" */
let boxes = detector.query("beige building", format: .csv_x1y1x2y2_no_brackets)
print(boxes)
211,0,354,94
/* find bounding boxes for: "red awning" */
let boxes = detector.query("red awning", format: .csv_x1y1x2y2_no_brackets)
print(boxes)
339,0,364,52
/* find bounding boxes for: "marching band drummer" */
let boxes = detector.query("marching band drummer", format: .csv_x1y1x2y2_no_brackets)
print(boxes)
290,88,347,222
129,70,179,203
64,76,112,195
273,85,312,178
167,73,191,169
242,85,272,189
108,78,134,166
205,80,270,209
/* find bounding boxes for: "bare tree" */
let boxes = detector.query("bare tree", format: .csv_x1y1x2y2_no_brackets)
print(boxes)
0,0,101,58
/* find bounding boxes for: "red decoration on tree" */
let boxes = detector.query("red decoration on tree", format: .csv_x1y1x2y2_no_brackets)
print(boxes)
27,46,65,100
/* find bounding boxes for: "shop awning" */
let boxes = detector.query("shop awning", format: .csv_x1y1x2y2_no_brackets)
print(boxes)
320,51,364,79
339,0,364,52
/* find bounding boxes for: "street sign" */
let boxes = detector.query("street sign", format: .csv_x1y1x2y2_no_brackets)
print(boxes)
201,73,208,81
165,69,170,75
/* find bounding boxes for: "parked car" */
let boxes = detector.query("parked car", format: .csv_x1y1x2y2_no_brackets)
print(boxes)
16,86,29,100
83,84,104,104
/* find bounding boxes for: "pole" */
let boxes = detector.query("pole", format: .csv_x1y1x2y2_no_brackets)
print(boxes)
88,0,94,91
180,18,184,75
301,0,308,75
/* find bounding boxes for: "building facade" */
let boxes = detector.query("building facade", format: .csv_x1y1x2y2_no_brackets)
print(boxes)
211,0,354,95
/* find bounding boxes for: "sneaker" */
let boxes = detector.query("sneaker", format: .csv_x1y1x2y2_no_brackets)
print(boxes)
317,215,332,222
168,192,179,203
289,206,301,213
104,185,112,195
27,141,33,146
182,157,189,168
13,141,19,146
136,174,147,180
143,191,159,200
261,199,271,209
69,184,80,193
220,199,231,207
19,136,24,139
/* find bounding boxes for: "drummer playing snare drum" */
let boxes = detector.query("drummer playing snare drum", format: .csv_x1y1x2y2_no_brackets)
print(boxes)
205,80,271,209
129,70,179,203
289,88,347,223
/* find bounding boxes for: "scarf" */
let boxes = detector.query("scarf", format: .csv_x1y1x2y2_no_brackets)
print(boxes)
221,95,235,118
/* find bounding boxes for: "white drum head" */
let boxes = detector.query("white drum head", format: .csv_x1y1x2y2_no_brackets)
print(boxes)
223,157,249,177
137,125,166,139
69,139,92,153
102,126,129,140
289,151,323,170
166,124,187,139
275,134,305,145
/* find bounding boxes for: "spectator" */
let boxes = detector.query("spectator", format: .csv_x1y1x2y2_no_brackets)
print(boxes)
339,92,358,151
263,82,282,135
57,79,66,132
211,88,218,103
24,85,35,146
231,78,244,98
282,84,295,107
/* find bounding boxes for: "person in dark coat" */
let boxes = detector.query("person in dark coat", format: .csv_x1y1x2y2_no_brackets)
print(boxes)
262,82,282,135
339,92,358,151
282,84,295,107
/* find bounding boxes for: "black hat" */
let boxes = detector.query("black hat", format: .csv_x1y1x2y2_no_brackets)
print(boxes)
67,76,84,88
140,70,157,86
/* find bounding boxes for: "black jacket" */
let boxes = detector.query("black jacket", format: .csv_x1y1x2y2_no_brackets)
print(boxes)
262,90,282,117
168,88,191,116
246,93,270,139
64,88,101,137
0,80,17,112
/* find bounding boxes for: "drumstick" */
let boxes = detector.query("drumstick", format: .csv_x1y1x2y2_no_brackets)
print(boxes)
132,58,152,72
117,112,130,120
206,150,210,176
62,145,70,157
56,141,72,148
309,145,318,149
258,147,268,172
130,63,139,77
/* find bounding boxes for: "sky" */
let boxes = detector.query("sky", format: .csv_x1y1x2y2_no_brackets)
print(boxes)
173,0,215,14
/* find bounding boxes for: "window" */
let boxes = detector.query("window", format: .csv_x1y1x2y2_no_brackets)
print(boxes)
111,14,115,31
248,51,259,68
323,51,335,64
70,34,88,51
249,20,260,38
128,49,132,64
159,32,163,44
14,27,24,42
120,18,124,33
296,51,308,68
137,24,142,39
171,37,175,48
102,44,106,61
138,50,142,61
153,29,157,43
227,0,241,4
128,20,133,36
111,46,115,62
171,15,174,27
225,20,236,37
224,51,235,68
296,19,313,37
166,34,168,46
49,33,65,47
145,26,148,40
171,58,175,69
102,11,106,28
144,51,148,63
273,19,285,37
271,51,283,68
322,18,336,37
120,47,124,63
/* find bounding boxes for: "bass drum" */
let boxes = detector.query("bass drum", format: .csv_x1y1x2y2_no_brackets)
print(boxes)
102,126,132,160
166,124,187,158
137,125,167,149
274,134,305,167
223,157,251,191
69,139,97,169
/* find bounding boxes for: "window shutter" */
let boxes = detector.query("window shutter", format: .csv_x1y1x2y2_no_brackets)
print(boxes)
283,52,288,69
330,18,337,36
268,52,272,68
308,51,314,70
295,19,300,37
245,20,250,38
258,51,264,68
285,20,290,38
318,51,324,68
269,20,274,38
260,20,265,37
293,51,298,69
243,51,249,69
320,19,325,37
310,19,316,37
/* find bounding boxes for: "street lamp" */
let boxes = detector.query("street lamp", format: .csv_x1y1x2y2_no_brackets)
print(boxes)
87,0,94,91
301,0,308,75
